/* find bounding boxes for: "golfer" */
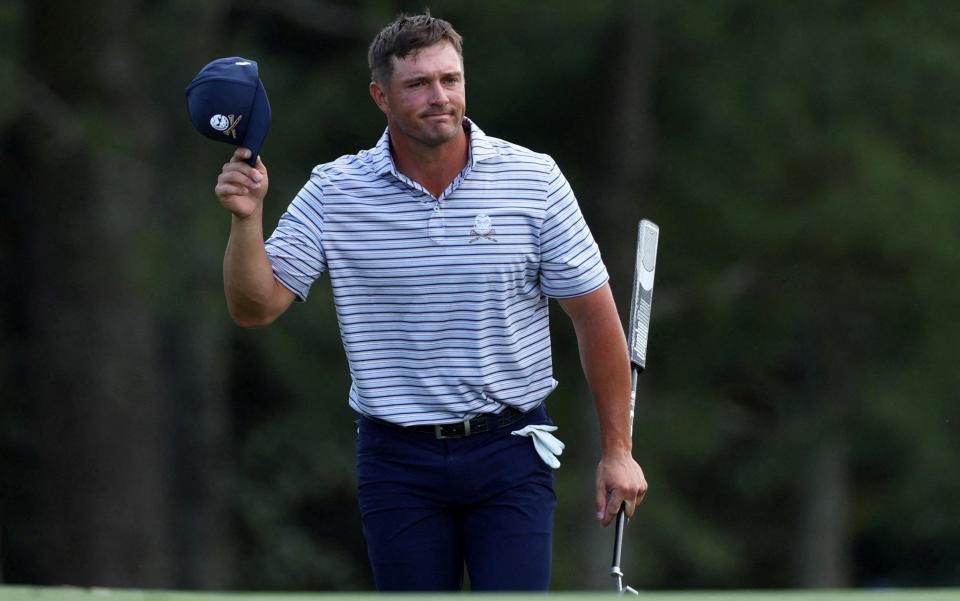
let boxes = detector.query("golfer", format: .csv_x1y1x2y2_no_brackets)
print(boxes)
214,13,647,591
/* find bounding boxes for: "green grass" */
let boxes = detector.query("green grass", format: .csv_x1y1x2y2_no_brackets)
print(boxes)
1,586,959,601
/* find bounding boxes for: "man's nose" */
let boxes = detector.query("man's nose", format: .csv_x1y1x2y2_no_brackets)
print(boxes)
428,81,449,105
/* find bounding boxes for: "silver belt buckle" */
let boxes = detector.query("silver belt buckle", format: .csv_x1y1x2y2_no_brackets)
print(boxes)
434,419,471,439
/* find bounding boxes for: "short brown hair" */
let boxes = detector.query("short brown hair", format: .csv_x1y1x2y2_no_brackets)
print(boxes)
368,12,464,83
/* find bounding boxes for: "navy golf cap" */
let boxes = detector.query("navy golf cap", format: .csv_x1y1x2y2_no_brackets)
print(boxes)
185,57,271,166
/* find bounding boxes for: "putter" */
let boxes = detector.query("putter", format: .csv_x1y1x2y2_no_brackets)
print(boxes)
610,219,659,595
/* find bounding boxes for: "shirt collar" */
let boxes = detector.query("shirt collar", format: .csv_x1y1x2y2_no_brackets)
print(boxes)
362,117,497,177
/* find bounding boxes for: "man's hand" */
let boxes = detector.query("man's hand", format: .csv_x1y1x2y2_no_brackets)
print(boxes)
215,147,268,218
596,450,647,527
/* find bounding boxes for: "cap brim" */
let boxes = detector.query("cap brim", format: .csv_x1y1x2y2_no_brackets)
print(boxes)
243,80,271,166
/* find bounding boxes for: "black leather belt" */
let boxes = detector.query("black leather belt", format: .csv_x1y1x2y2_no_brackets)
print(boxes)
366,405,528,439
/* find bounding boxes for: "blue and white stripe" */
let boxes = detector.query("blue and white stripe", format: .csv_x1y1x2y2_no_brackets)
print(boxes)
265,119,608,425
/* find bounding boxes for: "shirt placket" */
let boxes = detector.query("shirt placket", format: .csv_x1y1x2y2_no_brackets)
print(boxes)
391,165,472,246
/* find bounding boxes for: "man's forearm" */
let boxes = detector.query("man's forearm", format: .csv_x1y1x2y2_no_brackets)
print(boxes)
560,285,634,456
577,307,633,456
223,210,284,327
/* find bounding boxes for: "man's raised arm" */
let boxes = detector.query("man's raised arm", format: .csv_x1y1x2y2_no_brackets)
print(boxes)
215,147,295,327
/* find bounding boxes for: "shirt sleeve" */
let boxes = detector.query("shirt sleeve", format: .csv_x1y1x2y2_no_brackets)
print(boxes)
538,159,609,298
264,170,327,302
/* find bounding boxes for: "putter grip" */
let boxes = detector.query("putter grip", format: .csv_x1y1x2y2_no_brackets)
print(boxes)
627,220,658,370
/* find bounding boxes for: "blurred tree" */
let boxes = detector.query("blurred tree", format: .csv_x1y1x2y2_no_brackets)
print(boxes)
15,0,175,585
2,0,235,588
632,0,960,589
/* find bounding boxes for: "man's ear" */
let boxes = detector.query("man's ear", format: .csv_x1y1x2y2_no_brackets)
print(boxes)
369,80,389,114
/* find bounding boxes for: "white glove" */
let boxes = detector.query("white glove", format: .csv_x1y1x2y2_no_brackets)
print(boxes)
511,424,565,469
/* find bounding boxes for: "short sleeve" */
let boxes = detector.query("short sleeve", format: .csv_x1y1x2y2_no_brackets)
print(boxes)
538,160,609,298
264,171,327,302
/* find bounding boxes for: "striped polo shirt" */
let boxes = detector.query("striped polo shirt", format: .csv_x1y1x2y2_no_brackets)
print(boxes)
264,119,608,426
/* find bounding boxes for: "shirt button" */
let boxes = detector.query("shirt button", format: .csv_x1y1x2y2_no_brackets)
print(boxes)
434,205,440,212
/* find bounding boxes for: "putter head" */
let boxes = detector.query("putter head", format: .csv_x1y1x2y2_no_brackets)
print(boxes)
611,566,639,595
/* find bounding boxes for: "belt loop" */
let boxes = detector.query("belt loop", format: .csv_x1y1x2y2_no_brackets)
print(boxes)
463,418,471,437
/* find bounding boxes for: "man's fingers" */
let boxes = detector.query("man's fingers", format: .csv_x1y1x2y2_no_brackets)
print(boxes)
595,457,648,526
616,496,637,519
215,169,260,196
604,496,635,526
595,485,608,521
232,147,253,162
215,183,251,198
598,485,645,526
214,149,265,219
221,162,263,182
218,169,261,191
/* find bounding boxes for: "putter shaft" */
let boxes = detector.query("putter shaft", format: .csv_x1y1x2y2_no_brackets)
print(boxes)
611,503,626,578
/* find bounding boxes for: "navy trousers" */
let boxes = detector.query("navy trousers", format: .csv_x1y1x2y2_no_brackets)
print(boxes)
356,404,556,591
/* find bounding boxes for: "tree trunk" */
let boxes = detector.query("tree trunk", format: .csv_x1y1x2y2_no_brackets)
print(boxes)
793,432,852,587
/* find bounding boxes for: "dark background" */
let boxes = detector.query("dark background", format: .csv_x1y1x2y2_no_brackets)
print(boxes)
1,0,958,591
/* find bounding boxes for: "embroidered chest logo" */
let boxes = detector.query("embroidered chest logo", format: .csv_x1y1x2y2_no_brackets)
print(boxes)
469,214,497,243
210,113,242,139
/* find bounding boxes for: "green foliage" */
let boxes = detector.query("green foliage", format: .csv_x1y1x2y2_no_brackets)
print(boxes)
637,0,960,587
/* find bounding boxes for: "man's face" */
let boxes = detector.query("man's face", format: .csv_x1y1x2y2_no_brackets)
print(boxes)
370,42,466,148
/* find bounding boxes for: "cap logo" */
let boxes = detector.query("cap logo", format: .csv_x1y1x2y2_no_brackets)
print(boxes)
210,114,230,131
469,214,497,243
210,113,243,139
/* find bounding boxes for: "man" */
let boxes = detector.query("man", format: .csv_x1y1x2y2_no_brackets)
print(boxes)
214,13,646,591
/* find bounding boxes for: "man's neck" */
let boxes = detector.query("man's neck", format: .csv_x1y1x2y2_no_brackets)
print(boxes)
389,124,469,198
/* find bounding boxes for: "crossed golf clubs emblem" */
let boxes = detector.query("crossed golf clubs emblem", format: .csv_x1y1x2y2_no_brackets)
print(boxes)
469,213,497,243
210,113,243,139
